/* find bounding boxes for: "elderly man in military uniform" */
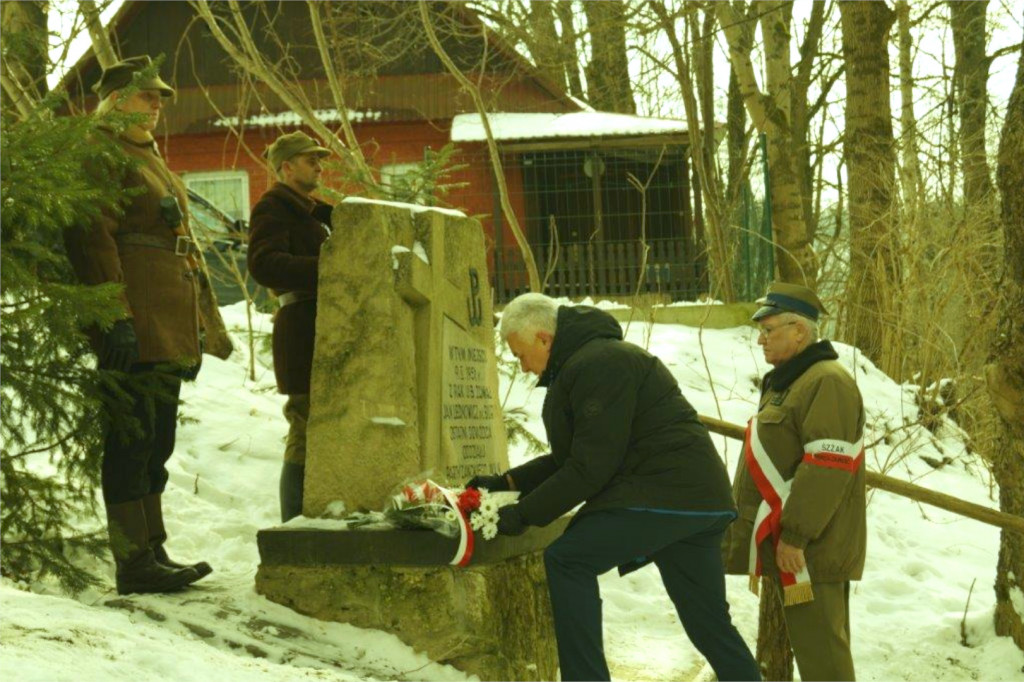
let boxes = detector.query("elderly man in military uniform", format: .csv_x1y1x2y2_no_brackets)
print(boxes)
247,131,334,522
65,56,218,594
724,282,867,681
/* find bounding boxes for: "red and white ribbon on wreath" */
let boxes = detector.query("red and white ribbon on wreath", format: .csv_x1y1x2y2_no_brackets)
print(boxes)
432,480,475,567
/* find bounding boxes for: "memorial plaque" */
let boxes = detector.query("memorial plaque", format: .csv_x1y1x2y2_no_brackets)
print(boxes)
441,317,503,482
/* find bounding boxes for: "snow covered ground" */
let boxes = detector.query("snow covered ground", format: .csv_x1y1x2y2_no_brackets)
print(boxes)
2,301,1022,681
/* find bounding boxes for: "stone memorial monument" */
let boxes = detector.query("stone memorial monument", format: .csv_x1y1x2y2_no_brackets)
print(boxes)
302,198,509,515
256,200,565,681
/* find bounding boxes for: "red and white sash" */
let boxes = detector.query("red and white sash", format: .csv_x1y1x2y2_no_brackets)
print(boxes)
743,418,864,605
745,417,864,602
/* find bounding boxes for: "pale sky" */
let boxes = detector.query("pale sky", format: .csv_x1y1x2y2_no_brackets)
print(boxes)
47,0,122,89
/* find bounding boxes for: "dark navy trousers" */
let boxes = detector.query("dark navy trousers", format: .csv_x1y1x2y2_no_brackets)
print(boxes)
543,509,761,681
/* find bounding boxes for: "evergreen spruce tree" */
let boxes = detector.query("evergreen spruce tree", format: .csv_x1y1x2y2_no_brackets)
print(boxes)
1,94,136,592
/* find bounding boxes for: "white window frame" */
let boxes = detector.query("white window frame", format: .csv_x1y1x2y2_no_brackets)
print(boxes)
380,161,428,205
182,170,251,220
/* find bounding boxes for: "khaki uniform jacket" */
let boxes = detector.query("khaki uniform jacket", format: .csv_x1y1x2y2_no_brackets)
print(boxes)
247,183,333,395
64,131,200,365
724,341,867,582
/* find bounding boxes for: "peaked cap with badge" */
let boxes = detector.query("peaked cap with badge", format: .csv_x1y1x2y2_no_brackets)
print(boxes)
752,281,828,322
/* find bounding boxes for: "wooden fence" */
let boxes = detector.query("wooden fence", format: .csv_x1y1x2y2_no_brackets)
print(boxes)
491,237,706,303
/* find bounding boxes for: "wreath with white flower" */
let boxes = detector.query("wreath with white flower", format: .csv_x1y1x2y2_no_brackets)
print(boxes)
344,477,518,566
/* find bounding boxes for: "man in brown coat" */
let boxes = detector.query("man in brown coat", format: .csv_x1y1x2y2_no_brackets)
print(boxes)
65,56,218,594
724,282,867,681
247,132,333,521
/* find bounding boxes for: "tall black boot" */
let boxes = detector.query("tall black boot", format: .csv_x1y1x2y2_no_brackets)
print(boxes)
141,493,212,579
106,500,200,595
280,461,305,523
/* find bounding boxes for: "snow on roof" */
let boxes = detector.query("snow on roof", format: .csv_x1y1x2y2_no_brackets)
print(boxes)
213,108,385,129
450,111,688,143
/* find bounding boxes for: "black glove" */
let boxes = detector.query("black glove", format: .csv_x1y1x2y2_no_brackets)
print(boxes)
465,473,509,492
100,320,139,372
497,505,527,536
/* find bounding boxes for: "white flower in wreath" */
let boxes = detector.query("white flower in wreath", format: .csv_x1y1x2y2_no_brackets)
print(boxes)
482,522,498,540
479,497,499,516
470,511,487,531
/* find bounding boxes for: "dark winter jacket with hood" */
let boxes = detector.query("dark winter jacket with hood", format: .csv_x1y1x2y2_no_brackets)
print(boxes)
508,305,736,527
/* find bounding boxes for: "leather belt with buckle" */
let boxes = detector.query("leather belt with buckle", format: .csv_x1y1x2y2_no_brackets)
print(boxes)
116,232,197,257
278,292,317,307
174,234,195,256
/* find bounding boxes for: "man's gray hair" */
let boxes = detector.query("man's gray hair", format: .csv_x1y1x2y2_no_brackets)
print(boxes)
499,292,559,342
780,311,819,342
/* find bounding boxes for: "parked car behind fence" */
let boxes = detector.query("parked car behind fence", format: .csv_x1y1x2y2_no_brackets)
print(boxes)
187,188,268,310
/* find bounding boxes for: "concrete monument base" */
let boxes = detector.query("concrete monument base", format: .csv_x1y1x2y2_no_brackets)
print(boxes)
256,519,570,681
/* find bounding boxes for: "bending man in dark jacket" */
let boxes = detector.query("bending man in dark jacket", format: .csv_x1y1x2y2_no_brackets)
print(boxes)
248,131,334,521
468,293,759,682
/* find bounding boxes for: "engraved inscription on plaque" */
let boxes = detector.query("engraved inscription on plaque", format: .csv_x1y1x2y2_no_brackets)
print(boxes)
441,316,501,482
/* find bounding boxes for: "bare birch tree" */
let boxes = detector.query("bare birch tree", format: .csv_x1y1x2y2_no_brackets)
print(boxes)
79,0,118,70
717,1,818,288
951,0,996,209
582,0,636,114
839,1,901,373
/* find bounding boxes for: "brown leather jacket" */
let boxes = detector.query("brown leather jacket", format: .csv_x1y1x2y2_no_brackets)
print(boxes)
247,182,333,394
64,131,200,366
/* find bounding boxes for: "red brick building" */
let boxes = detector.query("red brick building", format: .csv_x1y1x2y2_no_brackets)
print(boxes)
64,0,706,301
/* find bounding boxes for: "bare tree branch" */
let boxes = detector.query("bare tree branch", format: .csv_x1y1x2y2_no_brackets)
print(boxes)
417,0,540,292
306,0,368,173
189,0,378,192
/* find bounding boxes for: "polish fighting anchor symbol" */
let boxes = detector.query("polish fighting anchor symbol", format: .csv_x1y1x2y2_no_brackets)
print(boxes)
467,268,483,327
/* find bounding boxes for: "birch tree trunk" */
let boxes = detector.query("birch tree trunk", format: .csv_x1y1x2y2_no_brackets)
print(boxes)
717,1,817,288
582,0,635,114
895,1,923,206
555,0,584,99
839,1,901,373
988,34,1024,653
524,0,567,93
79,0,118,69
951,0,995,206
